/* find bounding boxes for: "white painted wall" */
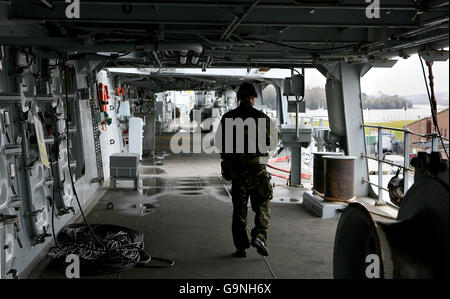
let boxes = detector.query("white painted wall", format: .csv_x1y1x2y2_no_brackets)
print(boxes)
96,70,123,180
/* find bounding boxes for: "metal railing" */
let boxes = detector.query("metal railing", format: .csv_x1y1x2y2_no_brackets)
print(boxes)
284,119,445,204
361,124,442,205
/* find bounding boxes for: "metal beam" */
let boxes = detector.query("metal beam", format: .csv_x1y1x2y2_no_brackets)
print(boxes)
323,62,370,197
3,1,448,11
7,18,422,29
221,0,259,41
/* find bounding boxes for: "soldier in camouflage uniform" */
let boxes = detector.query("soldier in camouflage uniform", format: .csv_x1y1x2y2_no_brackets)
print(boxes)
216,82,277,257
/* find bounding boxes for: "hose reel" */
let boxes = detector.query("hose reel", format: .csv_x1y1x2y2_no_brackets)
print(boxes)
334,152,449,279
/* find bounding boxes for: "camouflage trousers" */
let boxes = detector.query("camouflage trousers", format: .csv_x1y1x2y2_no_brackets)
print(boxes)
231,170,273,250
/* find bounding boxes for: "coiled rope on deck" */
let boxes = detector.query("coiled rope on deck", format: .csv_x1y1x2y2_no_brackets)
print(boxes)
53,223,174,275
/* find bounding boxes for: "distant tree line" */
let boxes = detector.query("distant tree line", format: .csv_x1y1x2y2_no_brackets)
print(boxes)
262,86,413,110
304,87,327,109
303,88,413,109
361,93,413,109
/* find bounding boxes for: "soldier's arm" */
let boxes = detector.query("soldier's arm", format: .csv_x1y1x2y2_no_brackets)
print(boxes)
215,116,227,160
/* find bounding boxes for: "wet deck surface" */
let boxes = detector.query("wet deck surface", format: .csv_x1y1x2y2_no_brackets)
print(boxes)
31,153,338,279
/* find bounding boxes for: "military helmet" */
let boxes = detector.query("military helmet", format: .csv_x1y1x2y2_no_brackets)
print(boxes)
237,82,257,101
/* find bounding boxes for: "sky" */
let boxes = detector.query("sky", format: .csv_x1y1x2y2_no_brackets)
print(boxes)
299,54,449,97
360,54,449,96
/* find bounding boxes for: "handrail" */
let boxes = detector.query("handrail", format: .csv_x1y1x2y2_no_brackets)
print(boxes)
361,123,427,138
362,179,389,192
361,124,450,142
362,122,447,206
361,124,415,206
362,154,414,172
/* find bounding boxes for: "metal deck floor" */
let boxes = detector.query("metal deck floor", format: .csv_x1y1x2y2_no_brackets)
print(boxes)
31,154,338,279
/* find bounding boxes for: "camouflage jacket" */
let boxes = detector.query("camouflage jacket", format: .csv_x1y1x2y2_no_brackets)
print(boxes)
215,101,278,176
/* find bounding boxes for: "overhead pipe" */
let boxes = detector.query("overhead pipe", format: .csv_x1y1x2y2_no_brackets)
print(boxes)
152,51,163,68
221,0,260,41
179,50,188,64
293,1,449,11
7,15,426,28
203,0,259,70
144,42,203,53
39,0,54,8
190,55,199,65
422,15,450,27
30,1,447,11
184,76,216,84
367,33,449,55
377,38,449,60
7,40,205,54
190,48,202,64
358,17,449,51
0,37,205,65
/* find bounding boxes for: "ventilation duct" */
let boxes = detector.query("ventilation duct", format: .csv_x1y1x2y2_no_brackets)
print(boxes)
179,50,188,65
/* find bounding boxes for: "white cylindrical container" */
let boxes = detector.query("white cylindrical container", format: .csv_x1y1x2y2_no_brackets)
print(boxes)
129,117,144,159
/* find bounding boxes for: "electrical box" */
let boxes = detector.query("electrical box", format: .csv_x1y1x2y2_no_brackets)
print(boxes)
283,78,291,96
283,74,305,98
291,74,304,97
110,153,140,178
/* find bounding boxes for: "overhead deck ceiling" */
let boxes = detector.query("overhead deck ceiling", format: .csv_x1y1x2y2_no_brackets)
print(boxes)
109,69,281,92
0,0,449,69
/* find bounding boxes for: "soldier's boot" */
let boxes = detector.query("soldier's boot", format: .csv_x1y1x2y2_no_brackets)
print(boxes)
251,237,269,256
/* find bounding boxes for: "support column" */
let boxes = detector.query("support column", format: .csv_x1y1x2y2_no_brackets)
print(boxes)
266,79,285,126
271,79,289,125
318,63,370,197
290,144,302,186
142,113,156,158
253,83,264,106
